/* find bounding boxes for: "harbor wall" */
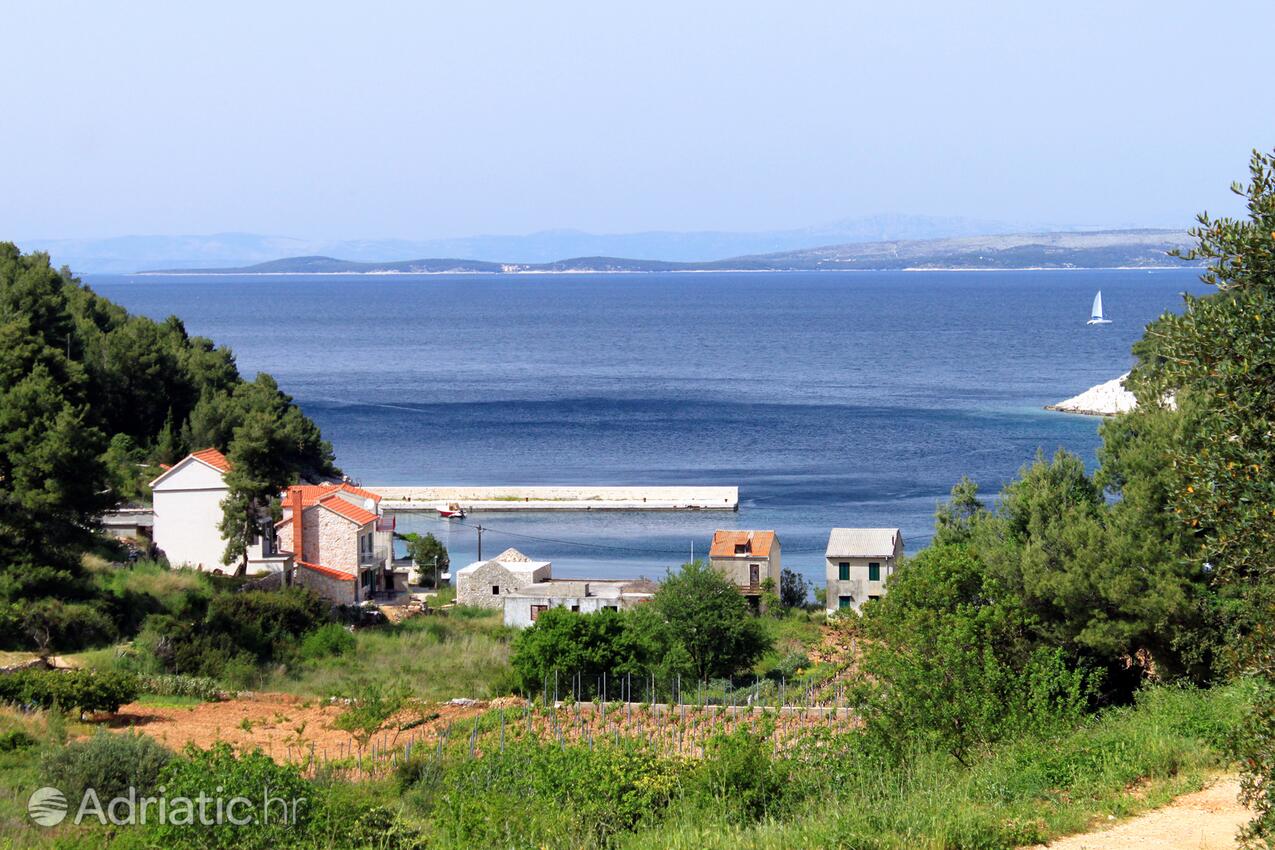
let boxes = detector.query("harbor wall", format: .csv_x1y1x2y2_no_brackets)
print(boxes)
365,485,738,512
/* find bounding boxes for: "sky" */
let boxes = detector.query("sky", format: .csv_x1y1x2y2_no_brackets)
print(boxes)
4,1,1274,240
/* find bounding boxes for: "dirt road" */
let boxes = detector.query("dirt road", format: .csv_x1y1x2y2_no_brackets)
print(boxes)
1025,776,1251,850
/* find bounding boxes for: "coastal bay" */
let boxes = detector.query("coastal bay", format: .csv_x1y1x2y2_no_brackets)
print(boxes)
91,268,1206,587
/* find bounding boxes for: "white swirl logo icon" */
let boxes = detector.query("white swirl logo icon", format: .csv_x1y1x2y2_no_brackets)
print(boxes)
28,787,68,827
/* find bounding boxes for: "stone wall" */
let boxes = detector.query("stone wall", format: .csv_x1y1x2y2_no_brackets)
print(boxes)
457,561,549,608
293,565,356,605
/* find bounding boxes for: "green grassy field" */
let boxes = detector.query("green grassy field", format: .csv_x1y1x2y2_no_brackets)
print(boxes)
266,608,518,700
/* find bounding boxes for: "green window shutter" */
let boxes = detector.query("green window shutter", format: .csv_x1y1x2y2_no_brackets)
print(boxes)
838,562,849,581
868,562,880,582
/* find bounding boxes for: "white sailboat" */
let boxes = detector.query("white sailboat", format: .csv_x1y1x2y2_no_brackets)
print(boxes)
1086,291,1112,325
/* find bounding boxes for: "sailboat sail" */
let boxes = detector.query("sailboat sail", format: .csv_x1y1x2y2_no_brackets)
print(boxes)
1087,290,1111,324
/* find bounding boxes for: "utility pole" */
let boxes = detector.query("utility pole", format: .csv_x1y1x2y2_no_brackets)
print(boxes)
476,524,485,561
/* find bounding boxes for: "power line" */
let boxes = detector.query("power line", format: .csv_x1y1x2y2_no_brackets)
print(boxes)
436,516,836,557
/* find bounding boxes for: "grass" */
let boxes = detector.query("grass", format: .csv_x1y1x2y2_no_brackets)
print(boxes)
755,609,826,676
132,693,204,708
268,607,516,700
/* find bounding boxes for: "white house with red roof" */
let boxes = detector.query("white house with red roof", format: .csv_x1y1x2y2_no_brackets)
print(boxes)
149,448,284,572
150,448,407,604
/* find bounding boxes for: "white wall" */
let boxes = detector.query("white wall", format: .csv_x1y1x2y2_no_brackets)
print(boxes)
151,460,230,570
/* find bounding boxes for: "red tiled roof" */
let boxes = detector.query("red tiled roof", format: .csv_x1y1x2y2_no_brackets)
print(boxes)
709,530,776,559
190,447,231,473
284,482,381,508
315,493,378,526
298,561,355,581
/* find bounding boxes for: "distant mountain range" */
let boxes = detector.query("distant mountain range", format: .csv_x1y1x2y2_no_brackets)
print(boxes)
139,229,1198,275
20,214,1118,274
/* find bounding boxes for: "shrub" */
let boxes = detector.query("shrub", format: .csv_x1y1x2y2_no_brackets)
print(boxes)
0,669,139,717
148,743,422,850
20,598,117,653
694,722,788,823
41,730,172,801
299,623,355,660
137,673,232,701
0,729,36,751
413,739,685,846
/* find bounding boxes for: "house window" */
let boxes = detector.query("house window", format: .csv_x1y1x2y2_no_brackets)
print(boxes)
604,605,618,612
868,562,881,582
531,604,548,621
734,543,748,555
838,562,849,581
868,595,881,601
491,585,501,595
838,595,852,609
570,605,580,612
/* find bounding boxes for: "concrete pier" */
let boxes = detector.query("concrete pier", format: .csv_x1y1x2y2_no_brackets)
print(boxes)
366,485,738,512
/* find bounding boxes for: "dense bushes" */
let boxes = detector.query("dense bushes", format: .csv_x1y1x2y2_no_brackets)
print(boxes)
134,588,329,683
855,545,1094,764
405,737,686,847
140,743,422,850
42,730,171,801
511,561,771,694
299,622,356,660
0,669,138,717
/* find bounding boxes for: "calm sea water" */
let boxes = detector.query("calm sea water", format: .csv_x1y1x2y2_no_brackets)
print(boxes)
90,269,1206,588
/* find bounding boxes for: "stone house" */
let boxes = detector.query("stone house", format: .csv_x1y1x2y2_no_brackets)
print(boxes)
503,579,658,628
275,483,404,605
824,528,904,613
707,530,781,606
455,548,552,608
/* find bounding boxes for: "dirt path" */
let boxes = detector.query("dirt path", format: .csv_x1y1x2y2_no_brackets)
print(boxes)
1025,776,1251,850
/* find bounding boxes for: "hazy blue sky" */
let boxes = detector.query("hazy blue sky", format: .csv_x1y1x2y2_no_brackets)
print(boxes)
4,1,1273,240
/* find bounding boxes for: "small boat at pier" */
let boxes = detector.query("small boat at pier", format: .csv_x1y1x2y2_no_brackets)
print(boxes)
438,503,466,519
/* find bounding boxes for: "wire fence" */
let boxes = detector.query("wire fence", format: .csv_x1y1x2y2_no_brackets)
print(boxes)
279,670,854,779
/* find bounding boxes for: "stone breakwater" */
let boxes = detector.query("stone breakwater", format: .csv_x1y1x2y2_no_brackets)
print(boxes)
1046,374,1138,416
366,485,739,512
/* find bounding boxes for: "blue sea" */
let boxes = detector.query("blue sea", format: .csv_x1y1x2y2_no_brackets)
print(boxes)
89,269,1206,589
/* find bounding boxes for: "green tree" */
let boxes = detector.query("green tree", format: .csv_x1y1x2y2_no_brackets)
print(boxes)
400,532,449,587
1121,149,1275,842
933,475,987,546
647,561,771,681
510,606,652,692
856,545,1093,765
778,568,809,609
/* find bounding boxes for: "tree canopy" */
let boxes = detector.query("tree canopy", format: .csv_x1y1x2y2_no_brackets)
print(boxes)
0,244,337,603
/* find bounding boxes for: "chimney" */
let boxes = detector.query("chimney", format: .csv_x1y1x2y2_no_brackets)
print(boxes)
290,487,305,563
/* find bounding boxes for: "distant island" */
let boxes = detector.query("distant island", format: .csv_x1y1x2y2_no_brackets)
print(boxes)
140,229,1199,275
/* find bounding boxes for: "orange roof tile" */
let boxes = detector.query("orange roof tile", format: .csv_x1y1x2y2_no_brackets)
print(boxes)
709,530,776,559
298,561,355,581
314,493,378,526
284,482,381,508
190,447,231,473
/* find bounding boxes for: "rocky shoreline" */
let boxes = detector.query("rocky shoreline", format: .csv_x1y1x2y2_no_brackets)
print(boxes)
1046,374,1138,416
